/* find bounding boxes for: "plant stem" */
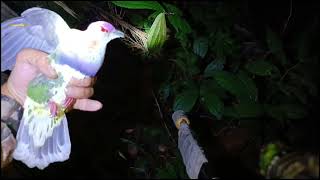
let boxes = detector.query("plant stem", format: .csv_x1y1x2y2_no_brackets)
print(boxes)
279,62,299,82
282,0,293,35
152,90,177,145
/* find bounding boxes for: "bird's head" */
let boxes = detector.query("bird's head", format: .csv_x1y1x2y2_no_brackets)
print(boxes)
86,21,124,44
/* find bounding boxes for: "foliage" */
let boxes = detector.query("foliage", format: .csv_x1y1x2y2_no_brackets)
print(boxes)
259,143,280,176
112,0,318,145
119,125,188,179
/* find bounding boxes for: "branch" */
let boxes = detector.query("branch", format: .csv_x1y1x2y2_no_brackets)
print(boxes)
152,90,177,145
282,0,293,34
87,2,148,53
279,62,299,82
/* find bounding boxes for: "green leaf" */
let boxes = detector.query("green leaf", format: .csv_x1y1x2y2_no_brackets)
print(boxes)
146,12,167,52
173,59,187,73
212,71,251,102
245,59,278,76
159,84,171,101
204,59,225,77
163,3,183,16
200,79,227,98
156,163,177,179
238,71,258,101
111,1,164,11
210,30,235,60
200,80,224,119
233,102,263,118
173,82,198,112
164,4,191,39
193,37,209,58
203,93,224,120
260,143,280,176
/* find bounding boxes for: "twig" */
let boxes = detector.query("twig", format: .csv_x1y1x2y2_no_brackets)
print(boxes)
282,0,293,34
279,62,299,82
87,2,148,53
152,90,176,145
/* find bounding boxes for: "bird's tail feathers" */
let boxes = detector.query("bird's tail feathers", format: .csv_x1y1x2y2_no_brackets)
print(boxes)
13,114,71,170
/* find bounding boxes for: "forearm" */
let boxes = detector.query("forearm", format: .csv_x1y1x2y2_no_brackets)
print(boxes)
1,73,23,169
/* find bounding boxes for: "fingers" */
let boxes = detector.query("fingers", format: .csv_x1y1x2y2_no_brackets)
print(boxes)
73,99,103,111
17,48,57,79
34,57,57,79
66,86,94,99
68,77,96,87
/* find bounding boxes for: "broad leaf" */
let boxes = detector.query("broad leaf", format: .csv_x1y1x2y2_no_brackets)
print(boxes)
156,163,177,179
203,93,224,120
210,30,235,60
112,1,164,11
146,13,167,52
245,59,278,76
200,79,227,99
159,84,171,101
163,4,191,39
212,71,251,102
204,59,225,77
163,3,182,16
193,37,209,58
238,71,258,101
200,80,224,119
173,82,198,112
173,59,187,73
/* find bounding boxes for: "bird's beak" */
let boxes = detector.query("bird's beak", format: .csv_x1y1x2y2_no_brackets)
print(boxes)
110,30,125,40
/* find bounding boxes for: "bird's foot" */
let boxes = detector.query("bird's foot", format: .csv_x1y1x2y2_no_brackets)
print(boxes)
49,101,58,117
63,97,75,112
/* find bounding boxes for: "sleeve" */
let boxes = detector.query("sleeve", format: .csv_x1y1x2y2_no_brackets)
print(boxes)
1,72,24,169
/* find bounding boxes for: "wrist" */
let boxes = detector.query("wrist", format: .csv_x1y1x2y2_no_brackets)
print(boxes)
1,83,23,106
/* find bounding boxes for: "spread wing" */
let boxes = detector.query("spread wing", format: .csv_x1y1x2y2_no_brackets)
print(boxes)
1,7,70,71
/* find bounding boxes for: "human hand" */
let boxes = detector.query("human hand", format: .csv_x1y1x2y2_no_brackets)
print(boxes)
1,48,102,111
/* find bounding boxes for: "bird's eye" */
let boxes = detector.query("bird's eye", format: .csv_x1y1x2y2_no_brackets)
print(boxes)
100,26,108,32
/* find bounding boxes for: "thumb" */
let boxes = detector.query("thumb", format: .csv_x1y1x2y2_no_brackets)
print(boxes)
35,57,58,79
22,49,58,79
